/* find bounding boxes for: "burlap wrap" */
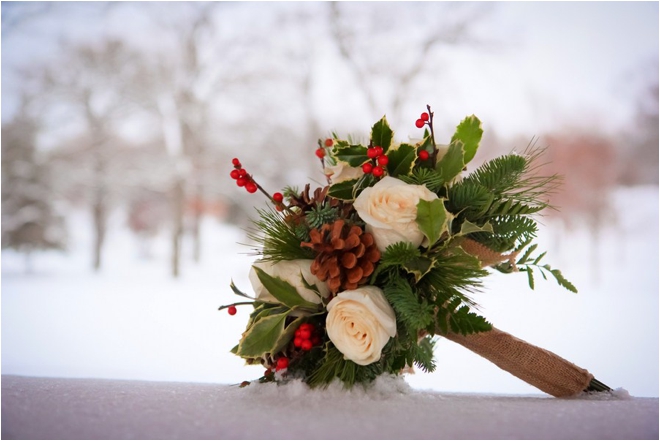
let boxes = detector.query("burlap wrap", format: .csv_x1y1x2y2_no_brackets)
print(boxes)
445,327,593,397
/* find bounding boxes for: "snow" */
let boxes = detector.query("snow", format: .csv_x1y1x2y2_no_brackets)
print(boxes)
1,186,658,399
2,375,657,439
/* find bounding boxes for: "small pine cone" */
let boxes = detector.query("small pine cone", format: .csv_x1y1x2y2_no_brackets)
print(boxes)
301,219,380,293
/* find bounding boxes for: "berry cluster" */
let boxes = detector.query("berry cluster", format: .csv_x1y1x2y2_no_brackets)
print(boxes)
293,322,321,351
316,138,334,159
415,112,430,128
229,158,258,194
362,146,389,178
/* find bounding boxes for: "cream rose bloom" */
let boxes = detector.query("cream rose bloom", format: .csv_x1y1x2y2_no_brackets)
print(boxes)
249,260,330,304
353,176,438,251
324,162,364,184
326,286,397,366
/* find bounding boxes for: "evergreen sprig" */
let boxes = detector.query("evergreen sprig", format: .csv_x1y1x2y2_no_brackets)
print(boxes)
383,277,435,331
247,208,315,261
399,167,445,193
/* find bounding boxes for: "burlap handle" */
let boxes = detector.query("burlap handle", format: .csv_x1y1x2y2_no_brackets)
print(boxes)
445,327,593,397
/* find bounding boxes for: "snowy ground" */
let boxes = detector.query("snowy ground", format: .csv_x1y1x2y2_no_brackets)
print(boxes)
2,375,658,440
2,186,658,399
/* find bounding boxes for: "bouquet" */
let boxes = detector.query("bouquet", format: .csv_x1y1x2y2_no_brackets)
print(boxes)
220,106,611,396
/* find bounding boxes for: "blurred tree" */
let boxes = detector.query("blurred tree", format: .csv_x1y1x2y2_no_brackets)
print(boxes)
37,39,146,271
328,2,494,126
1,96,67,270
619,80,659,186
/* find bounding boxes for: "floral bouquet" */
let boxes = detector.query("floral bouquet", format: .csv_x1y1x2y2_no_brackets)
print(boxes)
220,106,611,397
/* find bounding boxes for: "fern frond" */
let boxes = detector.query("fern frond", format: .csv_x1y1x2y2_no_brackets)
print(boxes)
399,167,444,193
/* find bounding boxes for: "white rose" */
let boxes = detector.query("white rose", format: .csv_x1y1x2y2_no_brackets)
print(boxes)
325,162,364,184
353,176,438,251
249,260,330,304
326,286,397,366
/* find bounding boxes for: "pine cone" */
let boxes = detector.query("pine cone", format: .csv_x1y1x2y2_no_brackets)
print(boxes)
301,219,380,293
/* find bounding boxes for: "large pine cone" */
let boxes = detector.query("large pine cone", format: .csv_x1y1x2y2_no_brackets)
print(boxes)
301,219,380,293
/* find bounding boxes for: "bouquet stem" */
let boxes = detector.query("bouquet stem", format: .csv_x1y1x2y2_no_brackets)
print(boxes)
445,327,608,397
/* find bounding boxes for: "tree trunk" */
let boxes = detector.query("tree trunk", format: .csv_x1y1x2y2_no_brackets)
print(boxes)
92,194,106,271
191,180,203,263
171,178,185,278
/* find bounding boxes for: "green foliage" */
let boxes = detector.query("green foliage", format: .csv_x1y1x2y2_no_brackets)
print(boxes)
415,199,449,247
383,277,435,331
332,144,369,167
307,345,384,388
451,115,483,164
412,336,437,373
236,311,289,357
493,241,578,293
306,205,339,229
379,242,421,268
385,143,417,177
399,167,445,193
248,208,315,261
436,140,466,184
436,297,492,336
469,215,538,253
328,174,376,201
371,116,393,152
252,266,321,310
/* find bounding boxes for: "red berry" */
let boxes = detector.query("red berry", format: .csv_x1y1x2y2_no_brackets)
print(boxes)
377,155,389,166
276,357,289,370
295,328,302,338
299,329,312,340
415,119,425,128
315,148,325,158
362,163,373,174
236,178,247,187
419,150,430,161
294,337,303,348
324,138,334,147
227,305,237,315
301,340,313,351
367,148,378,159
245,182,258,194
421,112,429,122
372,166,384,177
273,192,284,203
299,323,314,332
374,146,383,157
230,169,240,180
264,369,272,377
238,169,247,178
232,158,241,167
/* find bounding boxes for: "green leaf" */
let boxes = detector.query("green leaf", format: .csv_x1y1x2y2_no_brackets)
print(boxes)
253,266,320,310
458,220,494,235
436,140,465,184
380,242,421,268
403,256,435,282
328,178,359,200
415,199,448,246
271,315,306,355
517,243,538,265
230,280,256,300
386,143,416,177
332,144,369,167
449,305,492,335
451,115,483,165
550,269,578,293
371,116,393,152
526,267,535,290
236,311,289,357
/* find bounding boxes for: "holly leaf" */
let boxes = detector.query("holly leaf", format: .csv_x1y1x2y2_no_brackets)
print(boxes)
386,143,416,177
415,199,448,247
403,256,435,282
236,311,289,357
451,115,483,165
332,144,369,167
436,140,465,185
253,266,320,310
328,179,359,200
371,116,393,152
458,220,494,235
271,315,306,355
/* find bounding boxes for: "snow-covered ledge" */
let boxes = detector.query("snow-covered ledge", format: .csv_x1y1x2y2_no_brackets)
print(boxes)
1,375,657,439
